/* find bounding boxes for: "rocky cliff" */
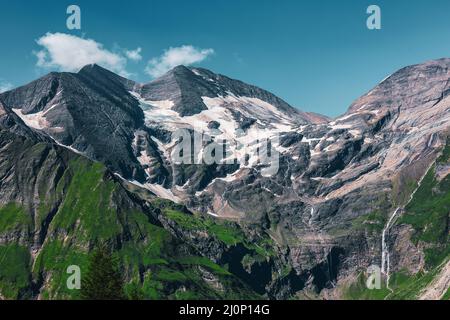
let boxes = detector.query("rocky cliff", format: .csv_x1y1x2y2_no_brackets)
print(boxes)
0,59,449,299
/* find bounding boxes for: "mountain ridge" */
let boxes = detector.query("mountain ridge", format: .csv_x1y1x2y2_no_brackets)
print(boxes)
0,59,449,299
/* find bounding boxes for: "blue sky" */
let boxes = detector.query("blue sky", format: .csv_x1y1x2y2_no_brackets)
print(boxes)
2,0,450,116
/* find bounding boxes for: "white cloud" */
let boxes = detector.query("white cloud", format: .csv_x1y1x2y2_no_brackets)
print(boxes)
0,80,13,93
145,45,214,78
125,47,142,61
35,32,130,76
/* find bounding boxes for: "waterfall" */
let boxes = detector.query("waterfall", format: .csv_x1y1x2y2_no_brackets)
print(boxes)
381,161,434,290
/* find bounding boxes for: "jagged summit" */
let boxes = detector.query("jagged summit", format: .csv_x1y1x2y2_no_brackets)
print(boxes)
348,58,450,114
2,63,316,124
136,64,311,122
0,63,315,187
138,64,210,116
78,63,136,91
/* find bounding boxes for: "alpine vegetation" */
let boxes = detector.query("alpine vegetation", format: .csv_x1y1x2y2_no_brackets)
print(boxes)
0,59,449,300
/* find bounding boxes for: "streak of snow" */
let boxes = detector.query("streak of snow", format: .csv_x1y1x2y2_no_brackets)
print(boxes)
115,173,181,204
146,183,181,203
207,211,219,217
12,108,50,130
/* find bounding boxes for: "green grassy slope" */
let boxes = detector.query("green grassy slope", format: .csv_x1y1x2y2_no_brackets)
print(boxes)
0,155,258,300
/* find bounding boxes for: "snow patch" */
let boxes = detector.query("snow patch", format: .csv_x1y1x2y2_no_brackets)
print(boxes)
207,211,219,217
114,173,182,204
12,108,50,130
146,183,181,203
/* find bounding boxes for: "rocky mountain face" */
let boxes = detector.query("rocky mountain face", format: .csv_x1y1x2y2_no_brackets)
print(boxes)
0,65,148,182
0,59,449,299
0,101,260,299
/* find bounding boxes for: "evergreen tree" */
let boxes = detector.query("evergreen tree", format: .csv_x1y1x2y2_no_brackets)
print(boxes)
80,245,126,300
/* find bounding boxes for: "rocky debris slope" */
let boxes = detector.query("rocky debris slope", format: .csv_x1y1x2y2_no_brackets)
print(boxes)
419,260,450,300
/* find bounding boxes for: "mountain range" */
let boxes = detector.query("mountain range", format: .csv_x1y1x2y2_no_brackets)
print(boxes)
0,59,449,300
